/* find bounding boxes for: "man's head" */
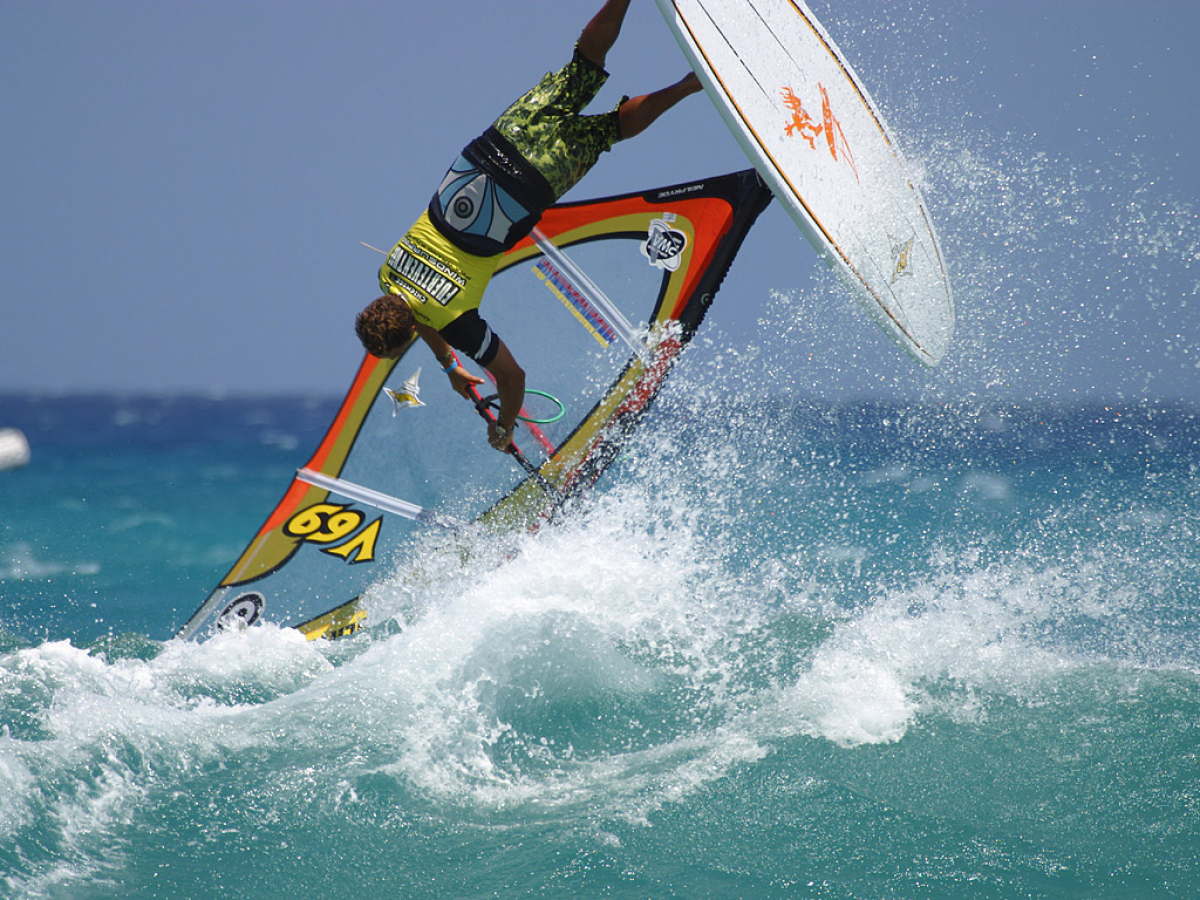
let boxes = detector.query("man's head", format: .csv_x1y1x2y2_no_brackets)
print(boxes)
355,295,415,358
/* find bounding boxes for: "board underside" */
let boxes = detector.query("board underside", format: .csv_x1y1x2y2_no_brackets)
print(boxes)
656,0,954,365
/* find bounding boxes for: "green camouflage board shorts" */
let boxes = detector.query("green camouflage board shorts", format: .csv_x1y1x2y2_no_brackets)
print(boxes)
492,47,623,199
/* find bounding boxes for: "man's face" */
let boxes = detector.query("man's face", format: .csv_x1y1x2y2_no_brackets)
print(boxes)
378,326,416,359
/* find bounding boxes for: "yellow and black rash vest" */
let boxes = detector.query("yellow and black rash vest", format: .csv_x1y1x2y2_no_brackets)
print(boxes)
378,211,499,332
428,126,557,257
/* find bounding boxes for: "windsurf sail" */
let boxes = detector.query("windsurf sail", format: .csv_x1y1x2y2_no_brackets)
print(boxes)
177,170,772,641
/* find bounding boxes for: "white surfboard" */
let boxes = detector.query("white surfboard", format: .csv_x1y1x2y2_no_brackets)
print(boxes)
656,0,954,366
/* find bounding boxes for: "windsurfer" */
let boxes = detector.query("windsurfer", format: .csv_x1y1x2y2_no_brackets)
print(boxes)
355,0,702,451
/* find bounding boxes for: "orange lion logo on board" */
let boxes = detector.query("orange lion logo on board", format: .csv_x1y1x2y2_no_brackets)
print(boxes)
782,84,859,183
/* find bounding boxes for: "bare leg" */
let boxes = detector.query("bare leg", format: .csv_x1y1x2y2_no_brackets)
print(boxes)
618,72,704,140
577,0,632,69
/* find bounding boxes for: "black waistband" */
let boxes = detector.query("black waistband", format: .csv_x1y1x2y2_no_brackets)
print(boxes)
465,127,556,215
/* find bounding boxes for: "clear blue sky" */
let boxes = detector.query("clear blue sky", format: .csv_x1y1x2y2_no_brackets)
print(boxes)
3,1,1197,401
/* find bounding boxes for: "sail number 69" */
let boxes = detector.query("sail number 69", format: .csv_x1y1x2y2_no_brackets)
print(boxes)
284,503,381,564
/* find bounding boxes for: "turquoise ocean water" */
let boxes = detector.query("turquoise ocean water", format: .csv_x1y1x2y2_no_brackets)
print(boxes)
2,388,1197,899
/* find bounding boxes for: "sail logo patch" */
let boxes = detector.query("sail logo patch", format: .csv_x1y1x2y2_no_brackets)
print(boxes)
217,592,264,631
534,257,617,346
642,217,687,271
382,369,426,414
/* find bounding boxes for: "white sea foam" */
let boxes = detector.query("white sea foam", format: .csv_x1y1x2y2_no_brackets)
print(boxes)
4,395,1197,899
764,556,1138,750
0,625,335,896
0,543,100,580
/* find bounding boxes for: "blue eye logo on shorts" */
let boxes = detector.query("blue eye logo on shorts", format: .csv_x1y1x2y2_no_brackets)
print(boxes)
435,155,535,255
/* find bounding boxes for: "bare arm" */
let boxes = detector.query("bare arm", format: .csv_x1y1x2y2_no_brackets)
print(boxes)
483,339,526,452
414,323,525,452
413,322,485,398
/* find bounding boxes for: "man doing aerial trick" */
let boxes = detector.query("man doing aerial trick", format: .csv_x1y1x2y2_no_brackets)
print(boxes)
354,0,702,451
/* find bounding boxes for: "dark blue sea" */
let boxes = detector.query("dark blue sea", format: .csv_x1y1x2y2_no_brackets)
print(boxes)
2,388,1198,899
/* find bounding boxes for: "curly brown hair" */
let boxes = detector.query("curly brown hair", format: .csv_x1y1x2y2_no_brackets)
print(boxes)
355,295,416,358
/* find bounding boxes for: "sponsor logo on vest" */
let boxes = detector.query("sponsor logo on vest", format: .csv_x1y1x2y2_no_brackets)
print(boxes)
386,238,464,307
